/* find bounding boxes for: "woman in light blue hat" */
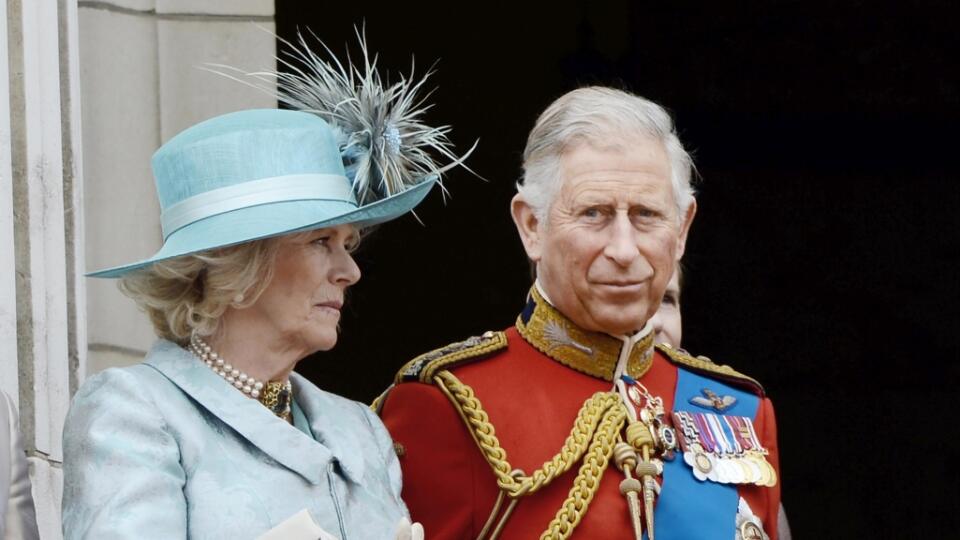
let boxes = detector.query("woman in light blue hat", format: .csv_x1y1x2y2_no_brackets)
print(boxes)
61,36,467,540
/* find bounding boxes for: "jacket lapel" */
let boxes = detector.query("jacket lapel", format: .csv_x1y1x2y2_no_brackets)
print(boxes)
144,340,332,485
290,373,366,483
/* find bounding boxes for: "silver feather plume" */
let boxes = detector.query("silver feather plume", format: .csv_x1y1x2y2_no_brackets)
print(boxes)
211,27,477,205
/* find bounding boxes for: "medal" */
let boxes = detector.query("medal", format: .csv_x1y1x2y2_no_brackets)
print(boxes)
715,414,753,484
723,416,754,484
691,413,723,482
741,416,777,487
674,411,776,486
673,412,715,482
705,413,740,483
726,415,761,485
735,497,770,540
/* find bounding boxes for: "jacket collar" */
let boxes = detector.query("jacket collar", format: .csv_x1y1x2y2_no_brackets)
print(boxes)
143,340,364,485
516,286,655,381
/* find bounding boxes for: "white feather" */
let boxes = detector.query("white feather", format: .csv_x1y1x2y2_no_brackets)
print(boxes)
208,26,477,205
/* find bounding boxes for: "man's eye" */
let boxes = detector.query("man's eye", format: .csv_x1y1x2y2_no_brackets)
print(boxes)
632,207,660,219
581,207,605,219
662,294,678,306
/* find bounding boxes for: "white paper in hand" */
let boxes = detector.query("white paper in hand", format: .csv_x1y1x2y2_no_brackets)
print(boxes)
256,509,339,540
394,517,425,540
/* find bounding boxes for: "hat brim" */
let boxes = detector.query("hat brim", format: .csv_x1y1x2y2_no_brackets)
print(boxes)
88,178,437,278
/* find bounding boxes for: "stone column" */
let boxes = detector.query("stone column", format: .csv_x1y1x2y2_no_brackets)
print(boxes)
2,0,86,537
1,0,275,537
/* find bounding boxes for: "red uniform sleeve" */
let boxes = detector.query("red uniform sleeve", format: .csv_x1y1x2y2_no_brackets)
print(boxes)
379,382,481,540
741,396,781,540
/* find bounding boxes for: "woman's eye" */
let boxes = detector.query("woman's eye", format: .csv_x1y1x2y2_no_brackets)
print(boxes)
311,237,330,247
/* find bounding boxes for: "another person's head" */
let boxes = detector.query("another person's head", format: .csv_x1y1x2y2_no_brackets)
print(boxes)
650,265,683,347
511,87,697,335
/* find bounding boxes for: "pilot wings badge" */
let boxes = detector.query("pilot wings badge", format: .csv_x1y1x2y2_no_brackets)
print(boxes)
689,388,737,412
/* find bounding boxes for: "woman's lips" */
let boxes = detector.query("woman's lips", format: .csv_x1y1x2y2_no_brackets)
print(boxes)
314,300,343,313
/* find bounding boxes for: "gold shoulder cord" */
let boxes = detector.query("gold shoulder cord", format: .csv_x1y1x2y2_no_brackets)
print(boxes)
433,369,628,540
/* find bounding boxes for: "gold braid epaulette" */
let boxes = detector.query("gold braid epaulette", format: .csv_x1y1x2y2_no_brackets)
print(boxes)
432,369,627,540
656,343,765,396
372,332,507,414
393,331,509,384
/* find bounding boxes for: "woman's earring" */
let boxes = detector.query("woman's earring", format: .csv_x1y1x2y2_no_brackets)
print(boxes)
232,293,245,306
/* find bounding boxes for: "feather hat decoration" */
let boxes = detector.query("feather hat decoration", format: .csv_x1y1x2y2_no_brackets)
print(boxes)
216,27,476,205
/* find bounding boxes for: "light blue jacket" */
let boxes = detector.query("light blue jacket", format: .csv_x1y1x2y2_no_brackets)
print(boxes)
62,340,408,539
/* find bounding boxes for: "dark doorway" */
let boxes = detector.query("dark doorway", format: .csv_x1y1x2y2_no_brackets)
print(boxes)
278,2,959,537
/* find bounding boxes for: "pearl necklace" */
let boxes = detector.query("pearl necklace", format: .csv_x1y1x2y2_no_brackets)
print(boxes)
190,333,265,399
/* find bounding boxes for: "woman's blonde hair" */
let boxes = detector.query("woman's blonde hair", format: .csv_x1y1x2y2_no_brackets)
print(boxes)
118,238,281,344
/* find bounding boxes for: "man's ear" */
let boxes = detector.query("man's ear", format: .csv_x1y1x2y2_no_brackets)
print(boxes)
675,198,697,260
511,194,543,263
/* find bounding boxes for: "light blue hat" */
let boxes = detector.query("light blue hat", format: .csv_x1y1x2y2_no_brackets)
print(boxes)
88,109,435,278
90,31,472,278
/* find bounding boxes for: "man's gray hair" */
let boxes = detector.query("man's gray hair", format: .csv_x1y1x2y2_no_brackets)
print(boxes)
518,87,695,221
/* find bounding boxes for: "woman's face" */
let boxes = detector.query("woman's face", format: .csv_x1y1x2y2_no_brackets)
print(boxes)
245,225,361,355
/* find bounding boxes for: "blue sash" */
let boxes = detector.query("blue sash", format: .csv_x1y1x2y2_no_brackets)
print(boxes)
651,369,759,540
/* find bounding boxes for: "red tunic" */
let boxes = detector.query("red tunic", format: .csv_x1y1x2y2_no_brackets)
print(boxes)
380,327,780,539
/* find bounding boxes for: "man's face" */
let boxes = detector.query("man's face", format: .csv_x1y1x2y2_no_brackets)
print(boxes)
516,137,694,335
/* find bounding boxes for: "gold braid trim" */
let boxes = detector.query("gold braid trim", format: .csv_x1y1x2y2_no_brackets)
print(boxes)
516,286,655,382
369,385,390,414
541,402,627,540
394,331,508,384
656,343,765,395
433,369,627,538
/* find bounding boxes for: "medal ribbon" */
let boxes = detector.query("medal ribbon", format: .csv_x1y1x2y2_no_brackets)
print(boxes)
692,413,718,454
743,416,768,455
727,416,753,452
706,414,733,457
672,411,699,453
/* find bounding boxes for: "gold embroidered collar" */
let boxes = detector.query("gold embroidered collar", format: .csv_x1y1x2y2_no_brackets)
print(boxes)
515,286,654,381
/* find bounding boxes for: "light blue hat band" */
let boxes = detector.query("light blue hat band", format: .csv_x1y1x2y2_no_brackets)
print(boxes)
160,173,356,239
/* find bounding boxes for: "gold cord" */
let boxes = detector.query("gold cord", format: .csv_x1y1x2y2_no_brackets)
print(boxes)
539,403,626,539
433,370,628,539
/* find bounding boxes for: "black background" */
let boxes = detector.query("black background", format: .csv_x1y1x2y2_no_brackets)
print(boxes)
279,2,959,537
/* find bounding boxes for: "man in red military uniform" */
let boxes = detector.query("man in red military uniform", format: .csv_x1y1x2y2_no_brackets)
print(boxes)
378,87,781,539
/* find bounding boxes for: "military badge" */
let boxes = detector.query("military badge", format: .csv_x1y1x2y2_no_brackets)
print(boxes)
735,497,770,540
689,388,738,412
543,320,594,356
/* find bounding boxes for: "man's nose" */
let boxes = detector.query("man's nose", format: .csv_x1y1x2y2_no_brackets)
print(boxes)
603,213,640,267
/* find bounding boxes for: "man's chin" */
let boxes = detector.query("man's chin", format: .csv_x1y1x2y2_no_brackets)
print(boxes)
583,310,650,337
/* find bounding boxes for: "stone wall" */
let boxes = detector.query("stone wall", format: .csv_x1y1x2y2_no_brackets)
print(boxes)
0,1,275,536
